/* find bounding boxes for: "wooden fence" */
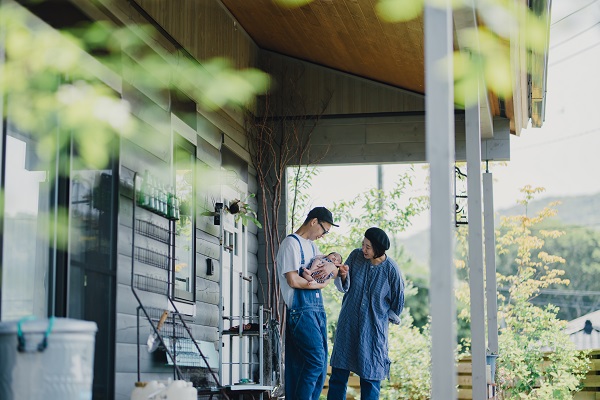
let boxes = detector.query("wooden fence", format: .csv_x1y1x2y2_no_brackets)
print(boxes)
320,350,600,399
458,350,600,400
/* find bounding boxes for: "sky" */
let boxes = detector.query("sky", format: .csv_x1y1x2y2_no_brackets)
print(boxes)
300,0,600,237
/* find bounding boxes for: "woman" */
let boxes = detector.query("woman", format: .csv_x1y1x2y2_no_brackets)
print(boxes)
328,227,405,400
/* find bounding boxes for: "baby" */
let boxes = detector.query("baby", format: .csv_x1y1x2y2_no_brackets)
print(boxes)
300,252,343,285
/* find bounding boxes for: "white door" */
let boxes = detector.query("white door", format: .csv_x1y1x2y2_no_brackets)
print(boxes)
220,186,249,385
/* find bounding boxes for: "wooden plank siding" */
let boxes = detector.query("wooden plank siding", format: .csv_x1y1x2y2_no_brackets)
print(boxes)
105,6,262,394
457,350,600,400
260,50,426,117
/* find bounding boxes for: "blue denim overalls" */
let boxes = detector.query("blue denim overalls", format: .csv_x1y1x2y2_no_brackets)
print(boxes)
285,234,328,400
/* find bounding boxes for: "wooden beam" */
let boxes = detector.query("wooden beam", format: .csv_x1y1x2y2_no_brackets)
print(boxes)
305,114,511,165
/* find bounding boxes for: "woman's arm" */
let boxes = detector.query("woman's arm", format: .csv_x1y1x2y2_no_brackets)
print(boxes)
389,265,405,317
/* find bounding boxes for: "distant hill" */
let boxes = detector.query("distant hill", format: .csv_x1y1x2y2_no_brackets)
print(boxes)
399,192,600,266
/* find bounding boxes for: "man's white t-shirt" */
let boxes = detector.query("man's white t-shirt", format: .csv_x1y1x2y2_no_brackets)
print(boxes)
276,234,319,307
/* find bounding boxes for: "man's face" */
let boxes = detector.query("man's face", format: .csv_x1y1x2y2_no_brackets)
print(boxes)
313,219,332,240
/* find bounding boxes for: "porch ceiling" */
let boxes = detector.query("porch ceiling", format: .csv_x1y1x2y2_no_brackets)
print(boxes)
219,1,551,136
220,0,425,95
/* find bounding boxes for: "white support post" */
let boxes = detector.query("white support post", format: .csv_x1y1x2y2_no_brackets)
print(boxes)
425,2,456,399
483,172,499,354
466,96,487,400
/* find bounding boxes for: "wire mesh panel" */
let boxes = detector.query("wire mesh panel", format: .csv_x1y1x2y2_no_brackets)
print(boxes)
135,219,171,244
133,274,169,295
134,246,171,270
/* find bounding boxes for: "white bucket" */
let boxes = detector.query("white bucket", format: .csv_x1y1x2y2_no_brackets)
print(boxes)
0,317,97,400
163,380,197,400
130,381,166,400
131,380,196,400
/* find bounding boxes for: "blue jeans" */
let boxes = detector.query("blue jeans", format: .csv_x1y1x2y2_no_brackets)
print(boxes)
285,288,328,400
327,367,381,400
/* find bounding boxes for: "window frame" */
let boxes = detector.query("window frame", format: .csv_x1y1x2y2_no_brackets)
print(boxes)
172,133,196,303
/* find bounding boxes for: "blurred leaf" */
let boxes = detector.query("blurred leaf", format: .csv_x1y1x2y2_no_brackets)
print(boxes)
484,52,513,99
272,0,314,8
376,0,424,23
524,13,549,53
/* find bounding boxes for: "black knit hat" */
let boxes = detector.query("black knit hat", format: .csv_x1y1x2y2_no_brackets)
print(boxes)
307,207,339,227
364,227,390,251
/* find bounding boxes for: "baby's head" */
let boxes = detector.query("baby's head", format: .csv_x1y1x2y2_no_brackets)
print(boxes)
326,252,343,264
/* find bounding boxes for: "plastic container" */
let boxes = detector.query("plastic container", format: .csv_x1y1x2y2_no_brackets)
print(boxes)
486,353,499,383
0,317,97,400
130,380,166,400
130,380,197,400
163,380,197,400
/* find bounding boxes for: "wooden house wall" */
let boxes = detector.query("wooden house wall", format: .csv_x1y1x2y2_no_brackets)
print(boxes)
64,2,261,397
259,50,426,117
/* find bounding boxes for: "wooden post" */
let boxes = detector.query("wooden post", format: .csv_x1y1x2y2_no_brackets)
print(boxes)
425,1,457,399
466,92,487,400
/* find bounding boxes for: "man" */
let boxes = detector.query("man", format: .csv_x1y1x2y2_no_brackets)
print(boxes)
276,207,345,400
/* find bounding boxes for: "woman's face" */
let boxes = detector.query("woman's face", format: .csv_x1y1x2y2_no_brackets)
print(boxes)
361,238,375,260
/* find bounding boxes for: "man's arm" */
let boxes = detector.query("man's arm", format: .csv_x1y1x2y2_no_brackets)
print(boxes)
285,271,328,289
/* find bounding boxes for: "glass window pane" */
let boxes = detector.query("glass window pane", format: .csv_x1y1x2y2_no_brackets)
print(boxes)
1,128,51,320
174,139,195,301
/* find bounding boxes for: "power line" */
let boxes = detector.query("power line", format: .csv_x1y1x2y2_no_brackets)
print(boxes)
551,0,599,26
551,21,600,49
550,39,600,66
512,127,600,151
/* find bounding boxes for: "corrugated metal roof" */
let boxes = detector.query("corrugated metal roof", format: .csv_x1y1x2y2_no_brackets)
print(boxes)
567,310,600,350
569,329,600,350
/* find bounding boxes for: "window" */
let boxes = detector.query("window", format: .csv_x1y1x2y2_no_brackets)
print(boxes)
1,127,52,320
173,136,195,302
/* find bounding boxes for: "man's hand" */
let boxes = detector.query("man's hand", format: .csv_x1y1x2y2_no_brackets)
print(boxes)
311,262,337,281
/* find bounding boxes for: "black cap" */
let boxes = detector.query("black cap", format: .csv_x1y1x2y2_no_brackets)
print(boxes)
307,207,339,227
364,227,390,250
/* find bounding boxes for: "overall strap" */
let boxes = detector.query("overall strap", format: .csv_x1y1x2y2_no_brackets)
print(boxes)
287,234,305,266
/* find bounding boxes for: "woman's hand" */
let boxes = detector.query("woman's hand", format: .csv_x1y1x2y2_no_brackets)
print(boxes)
338,264,349,280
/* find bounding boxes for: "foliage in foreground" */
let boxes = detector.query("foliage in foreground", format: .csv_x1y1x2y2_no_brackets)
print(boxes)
493,187,590,399
457,186,590,399
381,314,432,399
1,2,269,177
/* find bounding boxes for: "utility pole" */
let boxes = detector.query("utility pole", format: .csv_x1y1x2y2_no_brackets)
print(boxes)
377,165,384,212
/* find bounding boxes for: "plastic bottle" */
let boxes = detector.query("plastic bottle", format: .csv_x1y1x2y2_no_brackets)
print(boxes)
130,380,166,400
138,170,150,207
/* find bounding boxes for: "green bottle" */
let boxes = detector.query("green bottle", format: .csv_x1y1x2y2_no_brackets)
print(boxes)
138,170,149,207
